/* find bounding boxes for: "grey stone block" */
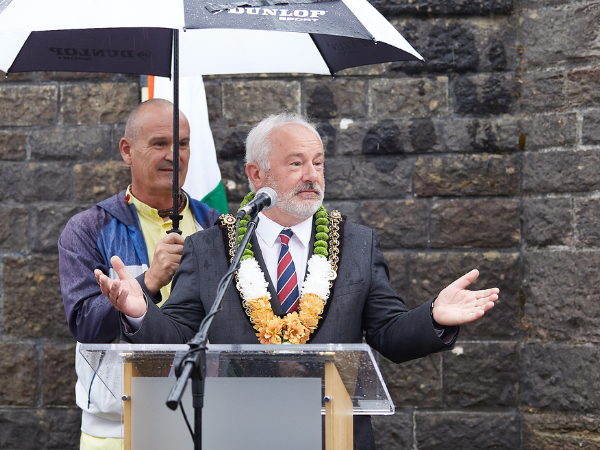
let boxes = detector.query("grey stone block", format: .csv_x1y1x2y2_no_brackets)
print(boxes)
43,342,77,407
0,343,39,406
430,199,520,247
567,68,600,109
444,342,519,407
519,70,566,113
575,198,600,246
0,131,27,160
523,150,600,194
222,80,301,122
407,251,521,338
73,161,131,203
30,126,113,161
521,113,577,150
522,197,573,247
0,409,80,449
218,159,248,202
372,411,414,450
324,156,412,200
2,162,72,202
0,85,58,126
303,78,367,119
414,153,519,197
443,116,521,153
379,353,442,408
416,411,519,450
521,343,600,412
520,4,600,67
452,73,517,115
358,200,429,249
522,412,600,450
3,254,71,339
60,82,138,125
582,110,600,145
523,250,600,343
369,77,450,119
0,205,28,251
204,82,221,123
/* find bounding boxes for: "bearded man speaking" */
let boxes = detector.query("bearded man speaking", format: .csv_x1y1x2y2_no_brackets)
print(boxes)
96,112,499,449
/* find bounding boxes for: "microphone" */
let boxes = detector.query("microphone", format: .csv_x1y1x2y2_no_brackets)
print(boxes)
236,187,277,219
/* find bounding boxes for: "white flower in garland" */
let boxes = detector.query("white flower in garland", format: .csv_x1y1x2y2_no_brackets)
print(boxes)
237,258,271,301
301,255,333,301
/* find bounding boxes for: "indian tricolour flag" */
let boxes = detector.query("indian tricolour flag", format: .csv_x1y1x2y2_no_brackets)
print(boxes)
149,75,229,214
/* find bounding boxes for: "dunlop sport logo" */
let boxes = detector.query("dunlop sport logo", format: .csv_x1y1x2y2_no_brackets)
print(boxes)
47,48,152,62
227,7,327,21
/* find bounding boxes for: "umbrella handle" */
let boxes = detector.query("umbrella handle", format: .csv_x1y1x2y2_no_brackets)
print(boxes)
170,28,181,233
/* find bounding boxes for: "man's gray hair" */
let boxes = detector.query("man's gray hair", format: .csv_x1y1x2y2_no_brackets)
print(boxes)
245,112,322,187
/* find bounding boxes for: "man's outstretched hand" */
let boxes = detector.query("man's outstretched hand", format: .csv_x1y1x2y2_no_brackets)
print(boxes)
94,255,148,318
432,269,499,327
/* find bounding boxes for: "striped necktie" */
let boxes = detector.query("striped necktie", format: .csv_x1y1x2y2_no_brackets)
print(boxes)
277,229,300,313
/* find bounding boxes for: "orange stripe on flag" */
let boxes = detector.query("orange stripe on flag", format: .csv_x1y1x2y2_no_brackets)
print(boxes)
148,75,155,99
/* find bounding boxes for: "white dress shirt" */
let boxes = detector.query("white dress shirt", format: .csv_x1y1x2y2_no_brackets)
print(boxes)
255,212,313,292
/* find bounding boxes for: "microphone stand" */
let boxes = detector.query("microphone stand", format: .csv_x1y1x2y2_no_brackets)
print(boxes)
166,212,260,450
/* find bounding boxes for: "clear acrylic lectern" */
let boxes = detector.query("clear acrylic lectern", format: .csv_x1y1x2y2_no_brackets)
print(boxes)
79,343,394,450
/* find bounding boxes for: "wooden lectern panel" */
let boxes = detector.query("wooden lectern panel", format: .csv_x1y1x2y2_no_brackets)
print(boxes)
123,362,140,450
324,362,353,450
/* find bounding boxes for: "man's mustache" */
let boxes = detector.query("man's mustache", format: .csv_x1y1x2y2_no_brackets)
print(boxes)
292,182,323,196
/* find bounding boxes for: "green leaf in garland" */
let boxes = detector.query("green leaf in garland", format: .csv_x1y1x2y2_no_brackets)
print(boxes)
315,210,328,219
316,225,329,233
315,217,328,226
314,247,328,257
240,220,248,228
315,232,329,241
314,240,327,248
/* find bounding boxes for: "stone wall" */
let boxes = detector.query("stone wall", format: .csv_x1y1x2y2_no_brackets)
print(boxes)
1,0,599,448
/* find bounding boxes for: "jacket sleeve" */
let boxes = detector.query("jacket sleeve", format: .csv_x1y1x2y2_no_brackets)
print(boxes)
58,213,121,343
361,229,458,364
121,233,207,344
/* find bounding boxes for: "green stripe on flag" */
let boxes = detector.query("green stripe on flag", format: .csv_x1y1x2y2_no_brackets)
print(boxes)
201,180,229,214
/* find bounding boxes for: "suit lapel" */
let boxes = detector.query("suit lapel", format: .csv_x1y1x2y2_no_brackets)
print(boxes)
250,233,284,316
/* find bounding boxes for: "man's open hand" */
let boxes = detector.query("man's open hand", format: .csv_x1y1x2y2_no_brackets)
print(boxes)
432,269,499,327
95,255,147,318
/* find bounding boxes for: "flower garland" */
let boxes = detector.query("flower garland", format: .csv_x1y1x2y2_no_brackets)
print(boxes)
221,192,341,344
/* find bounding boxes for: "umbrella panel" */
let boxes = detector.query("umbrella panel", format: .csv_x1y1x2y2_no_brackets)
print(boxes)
185,0,373,40
312,33,420,74
9,28,173,76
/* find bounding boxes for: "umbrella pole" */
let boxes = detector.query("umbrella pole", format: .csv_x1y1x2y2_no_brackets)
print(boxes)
169,28,182,234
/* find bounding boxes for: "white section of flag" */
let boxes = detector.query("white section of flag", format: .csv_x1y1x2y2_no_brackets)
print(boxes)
153,75,224,208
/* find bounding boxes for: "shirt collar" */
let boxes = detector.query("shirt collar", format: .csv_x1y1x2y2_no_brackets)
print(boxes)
126,185,191,224
256,213,313,248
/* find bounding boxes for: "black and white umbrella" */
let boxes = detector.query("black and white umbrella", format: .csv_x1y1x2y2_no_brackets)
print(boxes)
0,0,422,76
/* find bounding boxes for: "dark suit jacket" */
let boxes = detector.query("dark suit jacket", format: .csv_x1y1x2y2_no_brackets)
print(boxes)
123,217,457,448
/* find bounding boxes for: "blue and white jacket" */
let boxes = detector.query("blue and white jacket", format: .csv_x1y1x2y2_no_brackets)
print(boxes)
58,190,220,437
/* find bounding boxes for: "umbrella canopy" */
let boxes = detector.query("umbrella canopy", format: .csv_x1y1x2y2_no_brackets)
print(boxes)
0,0,422,76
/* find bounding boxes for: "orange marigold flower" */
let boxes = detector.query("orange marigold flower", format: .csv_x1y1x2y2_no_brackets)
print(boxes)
246,296,271,311
251,308,274,325
256,318,283,344
284,321,309,344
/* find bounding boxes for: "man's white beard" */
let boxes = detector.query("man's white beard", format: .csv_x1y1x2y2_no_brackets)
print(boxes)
267,176,324,221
